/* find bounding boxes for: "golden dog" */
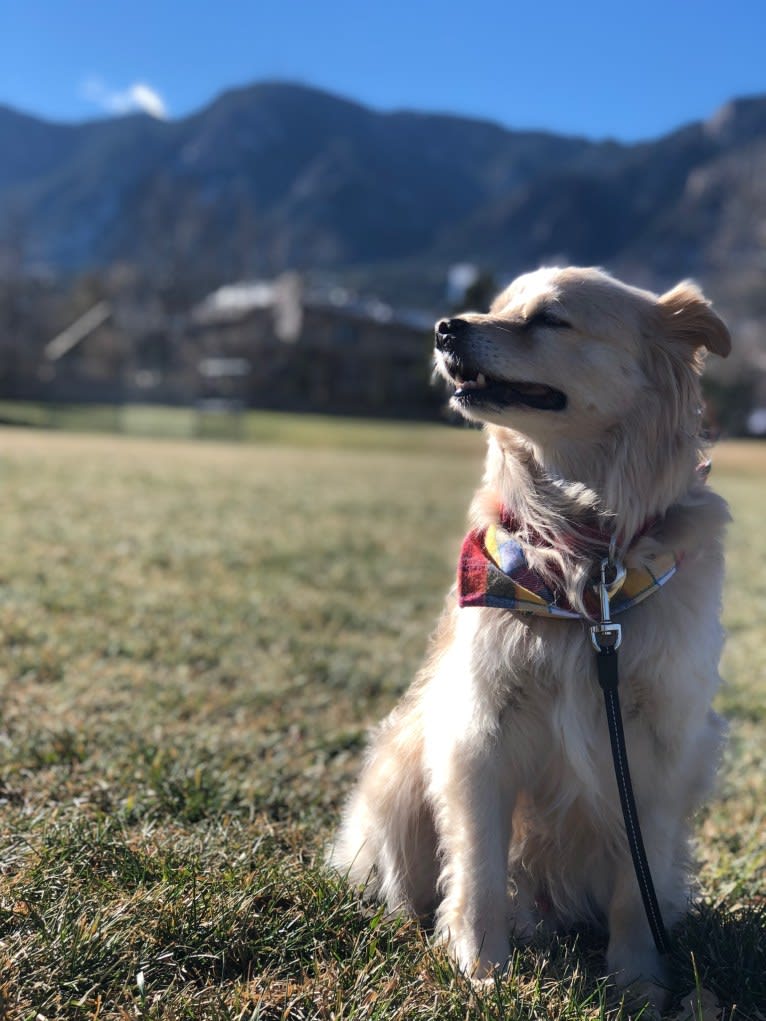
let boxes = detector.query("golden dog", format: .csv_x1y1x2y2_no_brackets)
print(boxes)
331,267,731,1008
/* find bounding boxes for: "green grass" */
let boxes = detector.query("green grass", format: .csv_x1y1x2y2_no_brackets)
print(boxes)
0,426,763,1020
0,400,479,453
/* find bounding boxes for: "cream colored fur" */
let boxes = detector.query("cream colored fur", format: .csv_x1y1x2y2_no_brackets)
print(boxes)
330,267,731,1009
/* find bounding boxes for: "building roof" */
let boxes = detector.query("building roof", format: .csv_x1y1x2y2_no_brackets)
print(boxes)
191,282,276,325
191,278,433,333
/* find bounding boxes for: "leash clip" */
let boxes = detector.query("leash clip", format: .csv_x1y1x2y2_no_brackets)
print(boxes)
590,555,625,652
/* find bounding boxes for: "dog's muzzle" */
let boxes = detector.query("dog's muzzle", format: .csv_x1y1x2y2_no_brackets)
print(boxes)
433,318,567,412
434,318,483,384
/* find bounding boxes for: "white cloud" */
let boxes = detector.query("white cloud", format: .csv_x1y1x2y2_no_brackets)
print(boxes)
80,76,168,120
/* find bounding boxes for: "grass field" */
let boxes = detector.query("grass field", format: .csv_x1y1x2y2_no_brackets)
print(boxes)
0,401,461,452
0,423,763,1020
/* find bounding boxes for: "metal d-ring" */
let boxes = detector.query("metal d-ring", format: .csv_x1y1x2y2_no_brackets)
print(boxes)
590,554,626,652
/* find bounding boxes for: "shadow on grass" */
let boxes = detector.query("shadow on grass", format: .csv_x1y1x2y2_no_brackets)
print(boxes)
415,897,766,1020
512,898,766,1020
671,899,766,1020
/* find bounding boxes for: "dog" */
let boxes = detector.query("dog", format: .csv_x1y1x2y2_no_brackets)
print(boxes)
331,266,731,1008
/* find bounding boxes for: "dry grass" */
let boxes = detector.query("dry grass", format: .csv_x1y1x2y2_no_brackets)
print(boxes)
0,425,763,1020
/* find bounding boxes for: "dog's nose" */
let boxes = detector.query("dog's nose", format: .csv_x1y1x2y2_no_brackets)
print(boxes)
435,318,468,350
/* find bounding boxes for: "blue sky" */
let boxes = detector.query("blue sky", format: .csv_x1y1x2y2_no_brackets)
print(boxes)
2,0,765,141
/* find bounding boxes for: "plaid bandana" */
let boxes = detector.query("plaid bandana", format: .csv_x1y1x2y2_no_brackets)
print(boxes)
458,518,681,621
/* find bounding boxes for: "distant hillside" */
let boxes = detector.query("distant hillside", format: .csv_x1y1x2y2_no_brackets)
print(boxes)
1,82,766,318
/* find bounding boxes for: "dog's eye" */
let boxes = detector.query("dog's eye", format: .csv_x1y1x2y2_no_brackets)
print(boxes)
528,309,572,330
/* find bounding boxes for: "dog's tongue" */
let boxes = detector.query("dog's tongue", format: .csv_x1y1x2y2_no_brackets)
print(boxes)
511,383,550,397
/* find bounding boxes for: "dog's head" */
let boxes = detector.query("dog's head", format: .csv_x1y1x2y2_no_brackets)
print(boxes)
434,267,730,446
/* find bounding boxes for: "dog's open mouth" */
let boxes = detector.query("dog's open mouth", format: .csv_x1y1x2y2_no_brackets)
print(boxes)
444,356,567,412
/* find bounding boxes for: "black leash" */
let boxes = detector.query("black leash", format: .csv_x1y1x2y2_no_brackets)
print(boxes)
590,558,671,956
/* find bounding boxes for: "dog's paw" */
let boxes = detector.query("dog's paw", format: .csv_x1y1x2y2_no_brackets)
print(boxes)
607,945,670,1013
440,927,511,980
469,968,505,991
617,980,669,1018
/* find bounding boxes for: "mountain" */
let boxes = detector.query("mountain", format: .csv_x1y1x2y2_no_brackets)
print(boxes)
0,83,611,276
1,83,766,316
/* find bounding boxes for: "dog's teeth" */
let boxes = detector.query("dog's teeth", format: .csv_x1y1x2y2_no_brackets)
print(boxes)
458,374,487,391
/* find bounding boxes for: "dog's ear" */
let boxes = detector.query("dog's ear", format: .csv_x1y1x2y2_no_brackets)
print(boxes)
657,281,731,358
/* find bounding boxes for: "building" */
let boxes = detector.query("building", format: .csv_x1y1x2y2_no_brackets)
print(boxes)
188,274,440,418
36,274,439,418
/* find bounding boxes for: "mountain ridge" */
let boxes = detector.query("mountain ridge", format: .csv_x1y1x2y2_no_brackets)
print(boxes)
8,80,765,143
1,80,765,320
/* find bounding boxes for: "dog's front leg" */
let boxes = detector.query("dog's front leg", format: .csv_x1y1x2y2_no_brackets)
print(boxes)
604,714,717,1010
430,735,514,977
423,636,515,978
606,853,672,1010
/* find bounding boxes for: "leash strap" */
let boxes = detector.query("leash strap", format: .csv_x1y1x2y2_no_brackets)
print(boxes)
596,646,671,955
590,554,670,956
